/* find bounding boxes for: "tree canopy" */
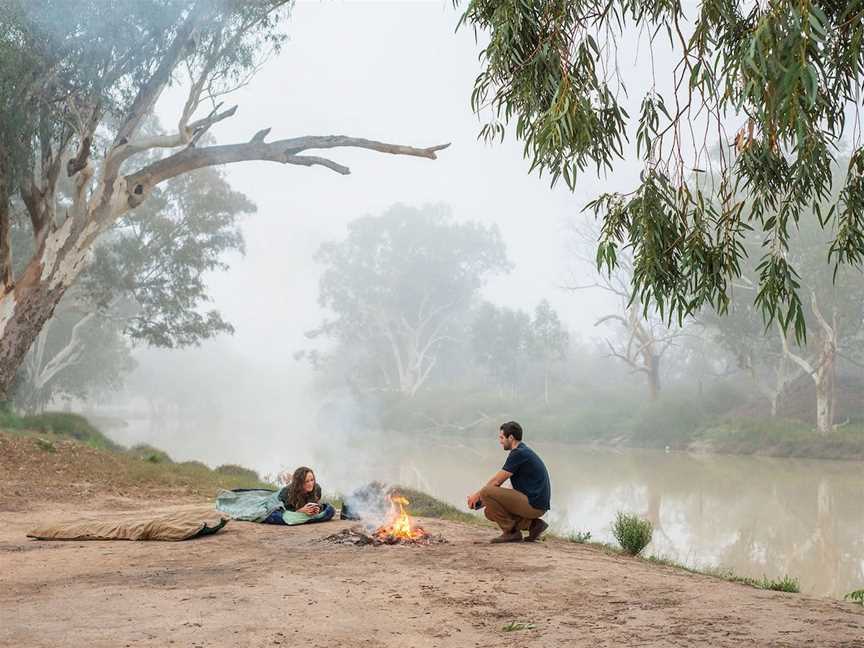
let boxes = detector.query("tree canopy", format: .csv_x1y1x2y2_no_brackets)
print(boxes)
0,0,446,398
455,0,864,340
307,204,510,396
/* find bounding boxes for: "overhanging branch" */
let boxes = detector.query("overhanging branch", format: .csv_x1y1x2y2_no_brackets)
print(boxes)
123,137,450,204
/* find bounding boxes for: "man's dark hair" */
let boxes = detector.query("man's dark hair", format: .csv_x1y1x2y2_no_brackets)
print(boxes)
500,421,523,441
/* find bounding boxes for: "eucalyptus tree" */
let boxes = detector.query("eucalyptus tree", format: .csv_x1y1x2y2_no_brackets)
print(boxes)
0,0,447,398
456,0,864,341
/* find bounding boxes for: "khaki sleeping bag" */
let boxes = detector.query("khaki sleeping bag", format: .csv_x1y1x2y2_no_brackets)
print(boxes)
27,506,228,541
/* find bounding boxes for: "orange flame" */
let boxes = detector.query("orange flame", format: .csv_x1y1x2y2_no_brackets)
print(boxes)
374,494,427,541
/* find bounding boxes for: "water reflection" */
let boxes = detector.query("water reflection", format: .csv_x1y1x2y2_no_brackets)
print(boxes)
379,439,864,599
99,413,862,599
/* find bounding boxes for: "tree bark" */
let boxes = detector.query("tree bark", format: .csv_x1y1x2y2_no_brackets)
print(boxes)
780,295,838,435
0,219,96,399
0,160,11,292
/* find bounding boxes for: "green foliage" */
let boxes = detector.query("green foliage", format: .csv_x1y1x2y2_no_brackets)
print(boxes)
455,0,864,341
756,575,801,593
215,464,261,482
646,555,800,594
845,589,864,605
34,438,56,453
727,573,801,593
127,444,173,464
82,163,252,348
565,530,592,543
611,512,653,556
0,410,123,450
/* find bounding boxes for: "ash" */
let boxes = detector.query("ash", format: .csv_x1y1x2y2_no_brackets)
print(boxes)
321,525,447,547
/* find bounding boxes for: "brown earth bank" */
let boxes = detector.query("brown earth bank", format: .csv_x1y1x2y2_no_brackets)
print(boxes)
1,435,862,647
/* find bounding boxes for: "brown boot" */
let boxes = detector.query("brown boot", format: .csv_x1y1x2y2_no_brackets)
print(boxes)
490,529,523,543
525,518,548,542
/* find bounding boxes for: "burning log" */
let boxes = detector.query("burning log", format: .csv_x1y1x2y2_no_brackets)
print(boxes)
323,494,446,547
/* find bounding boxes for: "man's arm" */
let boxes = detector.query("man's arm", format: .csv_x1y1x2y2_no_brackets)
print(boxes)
467,470,512,508
484,470,512,489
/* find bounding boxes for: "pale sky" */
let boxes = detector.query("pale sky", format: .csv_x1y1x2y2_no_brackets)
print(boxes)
155,1,628,365
126,0,678,468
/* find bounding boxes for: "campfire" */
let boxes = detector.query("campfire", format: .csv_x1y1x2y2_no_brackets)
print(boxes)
323,493,445,547
374,495,428,543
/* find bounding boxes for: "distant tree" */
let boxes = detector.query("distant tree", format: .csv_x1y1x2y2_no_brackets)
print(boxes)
307,204,510,396
703,294,799,418
530,299,568,405
567,224,687,401
778,219,864,434
471,302,534,399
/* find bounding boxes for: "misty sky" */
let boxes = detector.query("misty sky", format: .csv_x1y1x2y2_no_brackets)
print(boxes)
154,1,637,366
131,1,692,469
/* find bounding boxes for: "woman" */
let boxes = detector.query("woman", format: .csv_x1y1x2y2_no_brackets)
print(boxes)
263,466,335,524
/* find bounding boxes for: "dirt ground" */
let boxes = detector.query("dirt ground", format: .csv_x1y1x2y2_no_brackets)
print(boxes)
1,494,862,648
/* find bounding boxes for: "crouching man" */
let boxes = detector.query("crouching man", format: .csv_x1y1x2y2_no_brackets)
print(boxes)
467,421,551,543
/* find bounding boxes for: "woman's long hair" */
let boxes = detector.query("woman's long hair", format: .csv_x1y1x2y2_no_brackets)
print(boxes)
285,466,315,510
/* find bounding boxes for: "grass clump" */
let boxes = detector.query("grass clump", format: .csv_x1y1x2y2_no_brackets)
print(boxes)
612,512,653,556
646,555,801,594
215,464,261,482
734,574,800,593
127,444,173,464
845,589,864,605
502,621,536,632
34,437,56,453
565,530,592,543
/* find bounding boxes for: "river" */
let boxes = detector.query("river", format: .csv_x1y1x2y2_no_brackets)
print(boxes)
98,414,863,600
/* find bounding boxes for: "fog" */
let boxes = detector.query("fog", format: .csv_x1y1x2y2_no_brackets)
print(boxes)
102,2,626,472
5,0,863,601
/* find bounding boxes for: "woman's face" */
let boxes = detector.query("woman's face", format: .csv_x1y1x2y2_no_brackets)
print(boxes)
303,471,316,493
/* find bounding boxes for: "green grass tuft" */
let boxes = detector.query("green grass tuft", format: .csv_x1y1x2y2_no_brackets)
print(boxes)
845,589,864,605
565,530,592,543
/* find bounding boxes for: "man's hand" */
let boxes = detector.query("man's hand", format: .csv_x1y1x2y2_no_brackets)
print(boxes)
467,492,481,509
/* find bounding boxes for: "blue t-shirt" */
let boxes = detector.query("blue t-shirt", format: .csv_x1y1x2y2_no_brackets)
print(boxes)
502,443,551,511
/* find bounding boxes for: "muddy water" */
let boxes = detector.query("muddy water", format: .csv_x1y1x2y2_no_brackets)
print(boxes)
99,413,863,599
355,438,864,600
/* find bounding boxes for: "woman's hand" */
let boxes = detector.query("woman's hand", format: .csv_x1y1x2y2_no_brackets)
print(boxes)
299,503,320,515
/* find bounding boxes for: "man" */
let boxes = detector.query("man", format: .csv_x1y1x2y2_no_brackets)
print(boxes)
467,421,551,543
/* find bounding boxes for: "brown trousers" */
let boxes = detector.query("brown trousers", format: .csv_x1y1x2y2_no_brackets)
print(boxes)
480,485,545,533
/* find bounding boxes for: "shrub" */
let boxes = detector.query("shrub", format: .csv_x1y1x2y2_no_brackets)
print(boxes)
565,530,592,544
34,438,56,453
2,411,122,451
215,464,260,481
127,444,173,464
611,512,653,556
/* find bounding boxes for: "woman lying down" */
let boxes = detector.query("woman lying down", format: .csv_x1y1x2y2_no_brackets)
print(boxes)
215,466,335,525
264,466,335,525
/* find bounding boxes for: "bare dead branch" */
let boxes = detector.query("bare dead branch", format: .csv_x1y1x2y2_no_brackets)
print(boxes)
123,138,451,204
